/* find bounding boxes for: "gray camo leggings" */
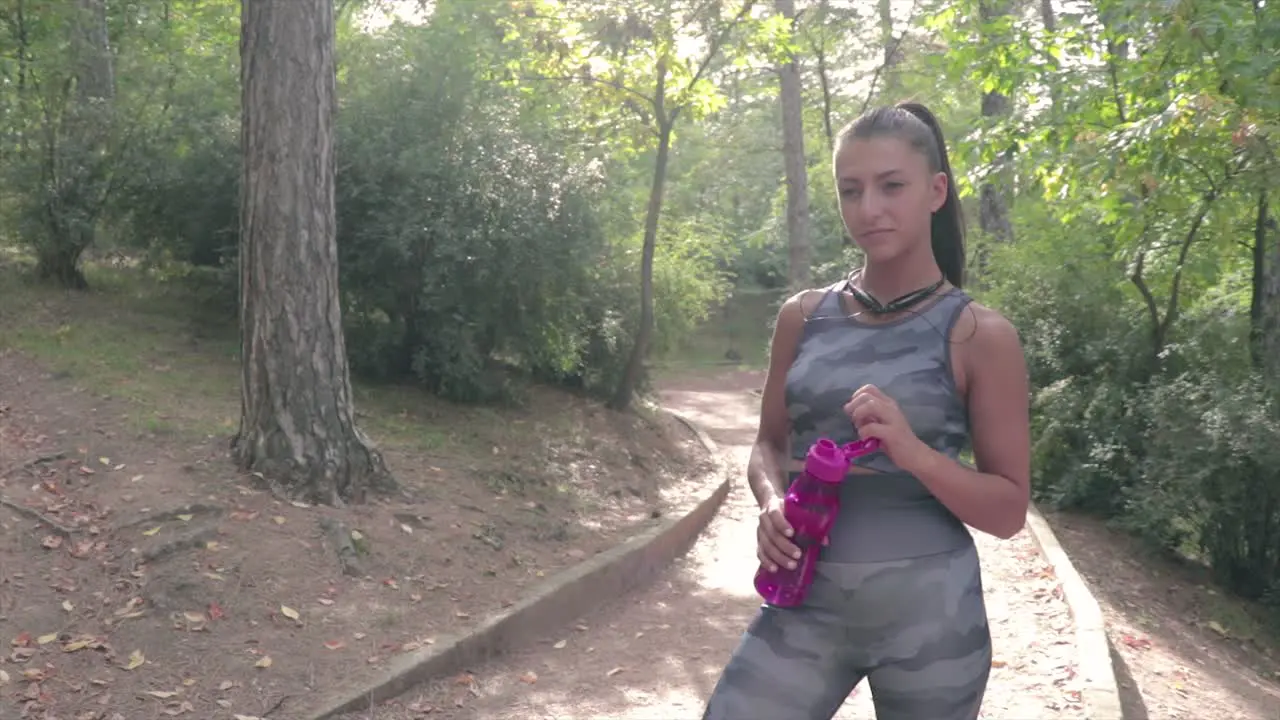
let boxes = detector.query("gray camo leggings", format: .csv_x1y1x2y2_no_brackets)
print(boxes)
701,541,992,720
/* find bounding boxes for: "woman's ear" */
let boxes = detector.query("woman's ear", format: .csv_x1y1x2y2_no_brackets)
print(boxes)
929,171,949,213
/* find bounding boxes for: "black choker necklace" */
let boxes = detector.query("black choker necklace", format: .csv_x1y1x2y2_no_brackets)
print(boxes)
844,271,945,315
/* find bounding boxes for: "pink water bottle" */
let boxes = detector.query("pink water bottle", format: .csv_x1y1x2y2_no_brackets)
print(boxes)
753,437,879,607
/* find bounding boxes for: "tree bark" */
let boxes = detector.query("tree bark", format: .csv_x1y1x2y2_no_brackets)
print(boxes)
977,0,1014,248
776,0,811,292
235,0,394,505
878,0,900,99
610,63,671,412
36,0,113,289
1252,191,1280,379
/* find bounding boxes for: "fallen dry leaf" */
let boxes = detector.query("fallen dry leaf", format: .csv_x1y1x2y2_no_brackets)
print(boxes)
519,671,538,684
324,640,345,651
553,639,567,649
254,656,272,669
280,605,300,622
41,535,62,550
146,690,178,699
142,526,161,536
607,667,624,677
62,638,93,653
124,649,145,670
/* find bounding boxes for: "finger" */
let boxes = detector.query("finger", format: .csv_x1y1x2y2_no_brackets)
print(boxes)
850,399,882,427
767,508,794,538
763,535,799,570
858,421,889,441
844,391,873,413
856,384,886,400
757,546,778,573
765,524,802,561
756,526,781,572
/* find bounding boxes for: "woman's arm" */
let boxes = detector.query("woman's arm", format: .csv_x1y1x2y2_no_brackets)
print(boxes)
901,305,1031,538
746,292,809,509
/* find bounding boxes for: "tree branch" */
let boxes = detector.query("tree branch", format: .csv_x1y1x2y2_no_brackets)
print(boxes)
671,0,757,121
521,73,658,114
857,0,919,115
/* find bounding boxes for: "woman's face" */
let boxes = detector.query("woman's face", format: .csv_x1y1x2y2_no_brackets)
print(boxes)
834,136,948,264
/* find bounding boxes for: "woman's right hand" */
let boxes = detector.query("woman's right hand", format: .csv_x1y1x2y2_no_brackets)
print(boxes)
757,497,801,572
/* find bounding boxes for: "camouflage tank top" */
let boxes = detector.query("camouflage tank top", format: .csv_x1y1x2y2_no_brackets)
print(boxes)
784,284,975,562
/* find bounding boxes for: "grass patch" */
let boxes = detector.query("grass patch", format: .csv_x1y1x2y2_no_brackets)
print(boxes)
655,285,781,372
0,261,588,458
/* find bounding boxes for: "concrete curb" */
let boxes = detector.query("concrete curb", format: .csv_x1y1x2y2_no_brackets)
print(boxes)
287,409,731,720
1024,503,1126,720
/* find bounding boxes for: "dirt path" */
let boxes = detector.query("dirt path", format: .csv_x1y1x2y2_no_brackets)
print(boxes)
366,370,1088,719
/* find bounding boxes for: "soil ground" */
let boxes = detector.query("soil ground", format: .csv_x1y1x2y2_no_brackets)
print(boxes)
355,370,1088,719
352,369,1280,720
0,266,712,720
1044,511,1280,720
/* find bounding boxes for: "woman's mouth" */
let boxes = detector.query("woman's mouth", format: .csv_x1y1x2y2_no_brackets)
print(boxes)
858,229,894,241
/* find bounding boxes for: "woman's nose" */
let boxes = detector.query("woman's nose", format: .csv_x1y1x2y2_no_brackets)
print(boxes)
856,189,885,218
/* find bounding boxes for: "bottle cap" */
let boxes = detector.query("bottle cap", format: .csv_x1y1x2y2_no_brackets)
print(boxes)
841,438,881,460
804,438,850,484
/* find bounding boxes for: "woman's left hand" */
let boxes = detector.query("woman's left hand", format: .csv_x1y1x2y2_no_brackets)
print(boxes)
843,385,931,472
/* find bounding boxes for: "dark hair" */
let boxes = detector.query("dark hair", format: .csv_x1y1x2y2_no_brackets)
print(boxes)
835,101,966,289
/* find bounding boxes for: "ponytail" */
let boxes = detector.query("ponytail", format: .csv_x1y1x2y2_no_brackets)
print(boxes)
836,102,967,289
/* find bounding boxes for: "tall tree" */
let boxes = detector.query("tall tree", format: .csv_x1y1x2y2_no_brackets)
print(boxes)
235,0,393,505
976,0,1014,248
38,0,114,288
505,0,758,411
776,0,811,291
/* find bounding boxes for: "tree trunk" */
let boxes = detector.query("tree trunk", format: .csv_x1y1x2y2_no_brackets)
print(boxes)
878,0,900,99
36,0,113,289
235,0,394,505
977,0,1014,248
610,113,673,412
1252,191,1280,379
809,0,835,153
776,0,811,292
1037,0,1062,130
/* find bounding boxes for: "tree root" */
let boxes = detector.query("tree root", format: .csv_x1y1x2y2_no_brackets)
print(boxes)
0,452,67,480
0,496,77,536
116,503,224,532
137,527,220,565
318,516,365,577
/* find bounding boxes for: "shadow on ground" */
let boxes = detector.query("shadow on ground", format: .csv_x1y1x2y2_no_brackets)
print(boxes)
352,369,776,719
1046,511,1280,720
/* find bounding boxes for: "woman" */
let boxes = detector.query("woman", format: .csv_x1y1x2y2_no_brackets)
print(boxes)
701,102,1032,720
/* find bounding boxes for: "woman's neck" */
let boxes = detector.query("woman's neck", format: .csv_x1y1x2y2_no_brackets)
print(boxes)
856,250,944,302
